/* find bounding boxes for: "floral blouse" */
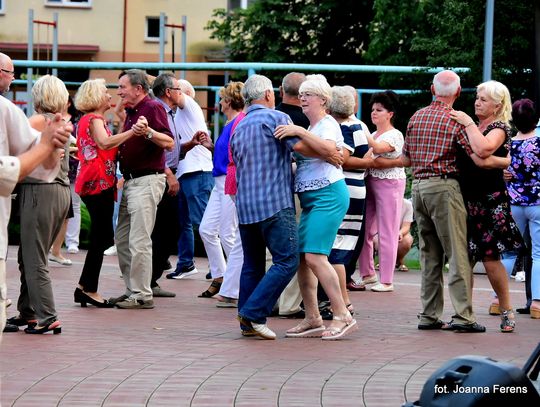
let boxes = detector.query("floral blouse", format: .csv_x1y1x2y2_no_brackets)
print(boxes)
75,113,117,196
507,136,540,206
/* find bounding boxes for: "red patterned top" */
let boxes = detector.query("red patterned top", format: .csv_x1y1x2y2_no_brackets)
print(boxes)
75,113,117,196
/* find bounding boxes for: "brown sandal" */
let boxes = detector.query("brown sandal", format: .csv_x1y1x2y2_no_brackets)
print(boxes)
198,279,222,298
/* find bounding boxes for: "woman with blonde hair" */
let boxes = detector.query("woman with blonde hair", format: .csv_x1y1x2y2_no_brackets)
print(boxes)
73,78,144,308
451,80,523,333
275,74,357,340
9,75,70,334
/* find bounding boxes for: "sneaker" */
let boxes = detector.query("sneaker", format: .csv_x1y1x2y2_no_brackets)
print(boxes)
115,297,154,309
166,264,198,280
163,260,175,273
515,271,526,282
252,323,277,340
152,286,176,297
67,245,79,254
104,245,117,256
108,294,129,305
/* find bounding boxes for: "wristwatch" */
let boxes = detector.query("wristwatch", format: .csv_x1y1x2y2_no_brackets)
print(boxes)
145,130,153,140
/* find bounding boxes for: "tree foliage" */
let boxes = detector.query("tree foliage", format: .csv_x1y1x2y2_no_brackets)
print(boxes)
205,0,373,65
366,0,534,99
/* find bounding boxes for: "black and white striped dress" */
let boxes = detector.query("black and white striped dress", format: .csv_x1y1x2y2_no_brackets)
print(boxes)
328,120,369,265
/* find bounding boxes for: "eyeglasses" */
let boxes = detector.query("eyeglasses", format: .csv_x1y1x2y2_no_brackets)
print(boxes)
0,68,15,76
168,87,181,91
298,92,318,99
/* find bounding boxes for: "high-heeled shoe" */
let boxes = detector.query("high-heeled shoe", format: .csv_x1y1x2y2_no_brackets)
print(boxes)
500,309,515,333
74,288,114,308
24,320,62,334
198,279,222,298
7,315,37,328
531,307,540,319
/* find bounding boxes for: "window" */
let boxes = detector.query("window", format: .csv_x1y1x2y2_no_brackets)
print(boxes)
145,16,167,42
228,0,257,10
0,0,4,15
45,0,92,8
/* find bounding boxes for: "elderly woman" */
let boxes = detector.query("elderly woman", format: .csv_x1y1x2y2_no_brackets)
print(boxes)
451,80,523,332
327,86,373,313
358,91,406,292
504,99,540,319
73,79,144,308
9,75,71,334
275,74,357,340
198,82,245,303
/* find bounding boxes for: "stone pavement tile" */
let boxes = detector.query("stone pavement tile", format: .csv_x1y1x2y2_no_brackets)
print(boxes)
1,248,537,406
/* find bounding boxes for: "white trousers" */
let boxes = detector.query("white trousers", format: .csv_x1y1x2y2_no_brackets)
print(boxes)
199,176,243,298
65,183,81,248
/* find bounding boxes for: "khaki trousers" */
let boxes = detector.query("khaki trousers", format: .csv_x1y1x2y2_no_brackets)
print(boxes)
116,174,166,301
412,178,475,325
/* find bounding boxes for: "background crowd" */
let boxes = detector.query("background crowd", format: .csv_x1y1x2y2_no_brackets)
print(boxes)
1,50,539,340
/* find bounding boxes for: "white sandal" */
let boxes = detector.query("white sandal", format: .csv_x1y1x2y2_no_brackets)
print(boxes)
286,318,325,338
321,313,358,341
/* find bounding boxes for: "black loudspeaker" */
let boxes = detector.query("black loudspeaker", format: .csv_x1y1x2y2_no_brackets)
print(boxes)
403,344,540,407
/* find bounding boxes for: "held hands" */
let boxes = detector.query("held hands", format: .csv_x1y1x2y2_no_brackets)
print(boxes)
194,131,213,150
274,124,303,140
41,113,73,149
326,146,345,168
131,116,148,136
449,110,474,126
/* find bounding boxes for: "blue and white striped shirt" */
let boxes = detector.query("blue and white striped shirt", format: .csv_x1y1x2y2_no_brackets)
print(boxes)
231,104,299,224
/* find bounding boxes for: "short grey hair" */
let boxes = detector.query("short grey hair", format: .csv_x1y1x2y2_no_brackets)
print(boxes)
281,72,306,97
242,74,273,105
152,73,176,98
119,69,150,93
433,70,460,97
329,86,354,119
178,79,195,98
299,74,332,107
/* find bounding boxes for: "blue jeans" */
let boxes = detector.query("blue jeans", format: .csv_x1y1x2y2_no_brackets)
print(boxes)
176,171,214,268
238,208,299,324
501,205,540,301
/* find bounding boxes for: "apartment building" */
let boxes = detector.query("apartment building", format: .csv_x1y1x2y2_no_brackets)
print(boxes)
0,0,247,116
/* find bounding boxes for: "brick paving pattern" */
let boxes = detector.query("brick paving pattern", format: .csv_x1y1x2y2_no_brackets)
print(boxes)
1,247,537,406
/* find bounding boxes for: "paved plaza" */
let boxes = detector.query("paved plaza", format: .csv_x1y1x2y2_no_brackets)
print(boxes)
1,247,538,406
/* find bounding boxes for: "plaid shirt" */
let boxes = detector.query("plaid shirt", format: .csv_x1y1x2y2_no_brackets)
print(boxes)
404,100,472,179
230,104,298,224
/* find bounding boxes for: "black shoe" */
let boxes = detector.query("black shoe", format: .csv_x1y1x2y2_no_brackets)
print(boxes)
320,309,333,320
516,307,531,315
418,320,446,330
7,315,37,327
74,288,114,308
444,321,486,333
3,323,19,333
205,271,212,280
279,309,306,319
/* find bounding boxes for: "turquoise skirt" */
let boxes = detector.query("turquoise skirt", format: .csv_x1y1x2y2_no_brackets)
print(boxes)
298,179,349,255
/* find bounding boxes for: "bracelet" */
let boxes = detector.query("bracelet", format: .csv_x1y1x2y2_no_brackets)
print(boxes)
465,121,475,128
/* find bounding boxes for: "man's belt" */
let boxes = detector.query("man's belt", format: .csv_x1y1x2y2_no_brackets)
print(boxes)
122,169,164,180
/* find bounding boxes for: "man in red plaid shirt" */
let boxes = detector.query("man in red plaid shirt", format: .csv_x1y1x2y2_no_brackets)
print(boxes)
403,70,486,333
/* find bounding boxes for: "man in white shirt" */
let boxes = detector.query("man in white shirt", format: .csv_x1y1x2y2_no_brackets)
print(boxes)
166,82,214,279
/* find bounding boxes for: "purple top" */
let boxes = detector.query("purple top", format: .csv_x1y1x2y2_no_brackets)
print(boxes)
508,136,540,206
118,95,173,173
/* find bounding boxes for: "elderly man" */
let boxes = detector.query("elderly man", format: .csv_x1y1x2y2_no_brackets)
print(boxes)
166,80,214,280
111,69,174,309
150,73,209,296
1,53,72,334
404,70,486,333
231,74,343,339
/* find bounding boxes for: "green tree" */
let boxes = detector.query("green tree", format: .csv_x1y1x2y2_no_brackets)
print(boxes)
366,0,534,100
206,0,374,65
